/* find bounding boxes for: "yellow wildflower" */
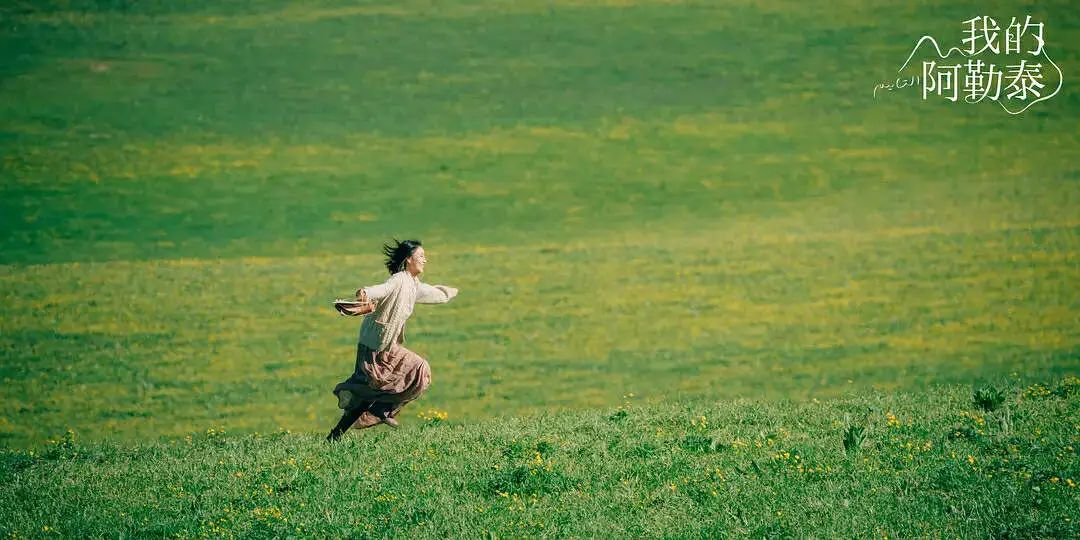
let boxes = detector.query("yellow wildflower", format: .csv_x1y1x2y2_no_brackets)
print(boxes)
886,413,900,428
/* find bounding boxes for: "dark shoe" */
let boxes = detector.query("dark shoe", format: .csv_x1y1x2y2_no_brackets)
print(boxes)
327,407,365,442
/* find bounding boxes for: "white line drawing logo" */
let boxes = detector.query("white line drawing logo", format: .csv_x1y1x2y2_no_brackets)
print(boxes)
878,15,1063,115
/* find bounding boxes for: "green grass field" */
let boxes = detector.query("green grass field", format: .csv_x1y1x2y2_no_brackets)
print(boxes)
1,0,1078,536
2,380,1078,537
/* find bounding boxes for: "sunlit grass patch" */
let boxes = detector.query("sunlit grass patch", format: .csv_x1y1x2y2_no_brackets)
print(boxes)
2,196,1077,446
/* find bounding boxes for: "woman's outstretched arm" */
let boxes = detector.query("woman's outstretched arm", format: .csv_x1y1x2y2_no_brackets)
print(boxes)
416,282,459,304
359,275,398,301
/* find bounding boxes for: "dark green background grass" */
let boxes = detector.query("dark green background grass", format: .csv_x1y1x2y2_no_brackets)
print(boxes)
1,0,1078,451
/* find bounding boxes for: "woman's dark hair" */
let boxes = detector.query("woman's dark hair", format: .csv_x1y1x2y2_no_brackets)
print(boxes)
382,239,422,274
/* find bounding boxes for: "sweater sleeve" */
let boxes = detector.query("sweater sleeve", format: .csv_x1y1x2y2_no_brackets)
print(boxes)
416,282,457,304
361,275,397,301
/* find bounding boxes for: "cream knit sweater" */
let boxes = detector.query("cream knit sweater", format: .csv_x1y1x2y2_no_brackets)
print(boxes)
358,271,457,351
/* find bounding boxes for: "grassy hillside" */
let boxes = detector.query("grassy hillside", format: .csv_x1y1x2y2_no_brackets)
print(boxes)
2,0,1079,453
2,380,1078,538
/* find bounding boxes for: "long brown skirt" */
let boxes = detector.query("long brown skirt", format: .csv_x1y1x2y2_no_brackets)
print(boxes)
332,342,431,430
